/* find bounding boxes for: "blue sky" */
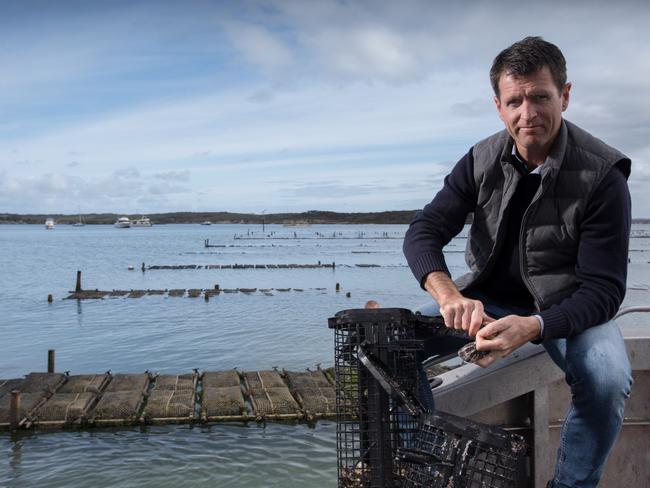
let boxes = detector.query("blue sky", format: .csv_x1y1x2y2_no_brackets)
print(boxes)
1,0,649,216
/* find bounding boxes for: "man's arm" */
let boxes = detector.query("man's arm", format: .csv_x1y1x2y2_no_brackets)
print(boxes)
404,149,493,335
537,164,631,339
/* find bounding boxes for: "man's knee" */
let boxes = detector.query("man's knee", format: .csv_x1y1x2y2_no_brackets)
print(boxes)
566,333,632,405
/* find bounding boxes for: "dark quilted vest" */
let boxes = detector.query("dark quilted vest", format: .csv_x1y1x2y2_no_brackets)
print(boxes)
456,120,631,310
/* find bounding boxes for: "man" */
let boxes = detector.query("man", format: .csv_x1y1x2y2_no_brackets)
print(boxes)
403,37,632,488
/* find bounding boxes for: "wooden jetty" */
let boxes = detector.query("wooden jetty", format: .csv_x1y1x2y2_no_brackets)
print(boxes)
1,363,336,431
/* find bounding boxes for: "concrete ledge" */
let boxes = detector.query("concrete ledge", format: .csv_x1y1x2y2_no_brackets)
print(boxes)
433,321,649,417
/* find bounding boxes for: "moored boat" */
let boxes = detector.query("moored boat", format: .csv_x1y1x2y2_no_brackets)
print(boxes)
45,218,55,229
114,216,131,228
132,216,152,227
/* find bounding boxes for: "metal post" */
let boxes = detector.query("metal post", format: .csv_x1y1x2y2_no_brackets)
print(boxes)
48,349,55,373
75,270,82,293
10,390,20,430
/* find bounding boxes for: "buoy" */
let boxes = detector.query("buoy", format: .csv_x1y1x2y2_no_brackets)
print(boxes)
128,265,134,271
346,292,351,298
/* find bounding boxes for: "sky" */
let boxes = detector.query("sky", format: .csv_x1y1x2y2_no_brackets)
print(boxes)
1,0,649,216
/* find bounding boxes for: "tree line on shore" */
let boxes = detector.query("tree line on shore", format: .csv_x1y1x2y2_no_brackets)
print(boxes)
2,211,648,225
0,210,420,225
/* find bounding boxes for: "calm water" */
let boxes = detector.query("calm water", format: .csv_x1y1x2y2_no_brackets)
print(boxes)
1,223,649,487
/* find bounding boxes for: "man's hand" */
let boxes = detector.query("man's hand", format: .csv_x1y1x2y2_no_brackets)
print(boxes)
474,315,542,367
424,271,493,337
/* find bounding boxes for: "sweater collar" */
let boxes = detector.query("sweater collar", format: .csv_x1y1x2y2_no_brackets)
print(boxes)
501,119,568,178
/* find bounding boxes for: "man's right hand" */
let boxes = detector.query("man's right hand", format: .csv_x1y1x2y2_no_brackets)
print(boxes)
424,271,493,337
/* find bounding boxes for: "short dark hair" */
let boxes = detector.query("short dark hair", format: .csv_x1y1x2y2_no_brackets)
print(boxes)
490,36,567,97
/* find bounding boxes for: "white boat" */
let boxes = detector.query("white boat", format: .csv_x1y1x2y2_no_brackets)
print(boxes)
132,216,152,227
114,216,131,228
45,218,55,229
201,221,212,226
73,214,85,227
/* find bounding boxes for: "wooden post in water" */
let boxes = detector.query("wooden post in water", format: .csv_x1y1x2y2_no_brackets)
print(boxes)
336,282,340,292
10,390,20,430
47,294,53,303
48,349,55,373
75,270,82,293
141,262,145,273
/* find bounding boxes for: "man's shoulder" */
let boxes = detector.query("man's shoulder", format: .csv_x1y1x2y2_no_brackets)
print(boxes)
564,120,631,178
471,128,510,168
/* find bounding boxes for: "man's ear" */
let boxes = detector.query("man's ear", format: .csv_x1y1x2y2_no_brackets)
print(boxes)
561,82,572,112
494,95,505,122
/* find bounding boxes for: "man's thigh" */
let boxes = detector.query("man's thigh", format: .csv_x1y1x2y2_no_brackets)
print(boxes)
543,319,631,386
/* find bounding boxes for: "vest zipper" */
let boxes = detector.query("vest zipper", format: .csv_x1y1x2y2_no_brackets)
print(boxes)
518,178,547,312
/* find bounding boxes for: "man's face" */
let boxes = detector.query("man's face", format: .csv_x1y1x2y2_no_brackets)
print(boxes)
494,66,571,163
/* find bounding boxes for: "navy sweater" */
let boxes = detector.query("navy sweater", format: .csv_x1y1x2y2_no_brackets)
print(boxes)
403,149,631,339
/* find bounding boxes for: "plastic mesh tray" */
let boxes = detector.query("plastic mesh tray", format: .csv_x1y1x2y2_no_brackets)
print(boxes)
203,370,240,389
243,371,300,418
143,389,195,421
33,392,97,423
104,374,149,393
155,374,197,391
202,386,246,419
398,412,527,488
0,391,47,424
90,390,144,422
0,379,24,398
58,374,110,394
284,370,336,417
18,373,66,394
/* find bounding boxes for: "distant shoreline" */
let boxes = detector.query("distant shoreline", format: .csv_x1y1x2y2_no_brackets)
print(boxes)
1,211,649,225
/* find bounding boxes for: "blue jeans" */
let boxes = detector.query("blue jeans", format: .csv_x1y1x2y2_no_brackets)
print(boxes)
416,292,632,488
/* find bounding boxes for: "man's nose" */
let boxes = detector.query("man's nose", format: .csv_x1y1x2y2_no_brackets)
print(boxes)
520,99,537,122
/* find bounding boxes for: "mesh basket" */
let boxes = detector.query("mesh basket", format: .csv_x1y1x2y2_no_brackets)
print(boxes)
329,308,527,488
329,308,423,488
397,412,526,488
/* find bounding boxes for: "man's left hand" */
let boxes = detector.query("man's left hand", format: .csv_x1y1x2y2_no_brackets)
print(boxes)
474,315,541,368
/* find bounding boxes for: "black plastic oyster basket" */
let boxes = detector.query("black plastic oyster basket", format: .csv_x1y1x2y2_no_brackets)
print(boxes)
328,308,527,488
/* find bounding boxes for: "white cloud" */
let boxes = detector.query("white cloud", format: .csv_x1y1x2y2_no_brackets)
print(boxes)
222,21,293,71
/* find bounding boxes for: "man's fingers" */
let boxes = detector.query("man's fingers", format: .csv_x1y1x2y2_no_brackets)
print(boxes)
482,313,496,324
468,304,483,337
476,321,504,339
